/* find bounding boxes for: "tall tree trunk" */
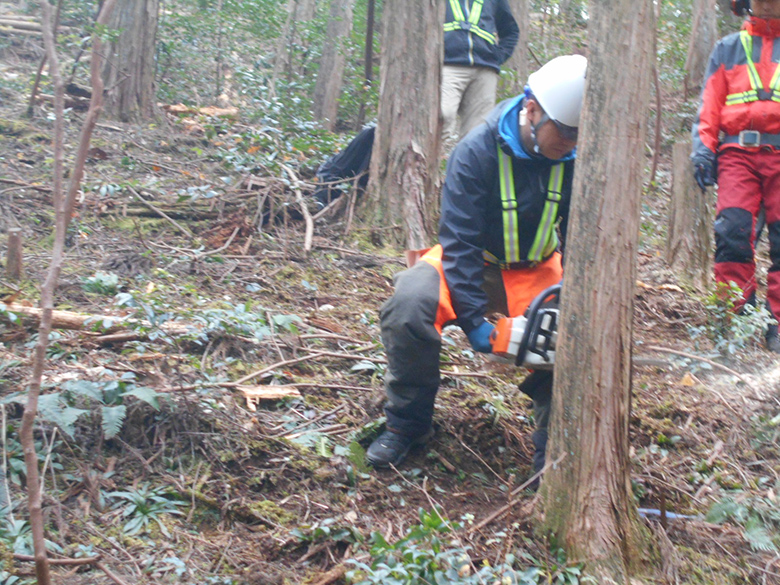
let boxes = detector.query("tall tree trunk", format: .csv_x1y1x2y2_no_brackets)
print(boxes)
101,0,159,121
356,0,376,129
364,0,443,250
269,0,295,99
540,0,656,581
499,0,529,96
684,0,717,97
312,0,356,130
666,139,713,290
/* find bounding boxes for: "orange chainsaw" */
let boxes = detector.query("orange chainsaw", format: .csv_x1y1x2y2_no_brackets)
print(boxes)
489,284,561,370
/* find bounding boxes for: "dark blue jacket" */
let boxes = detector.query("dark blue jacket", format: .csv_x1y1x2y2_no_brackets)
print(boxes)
440,96,576,334
444,0,519,72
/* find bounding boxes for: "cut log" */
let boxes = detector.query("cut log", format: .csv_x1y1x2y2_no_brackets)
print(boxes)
239,385,302,410
0,302,193,337
6,228,24,281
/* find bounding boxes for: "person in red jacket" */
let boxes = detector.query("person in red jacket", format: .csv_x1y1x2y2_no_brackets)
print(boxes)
692,0,780,353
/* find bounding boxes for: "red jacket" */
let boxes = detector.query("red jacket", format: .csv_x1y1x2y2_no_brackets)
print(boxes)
692,17,780,164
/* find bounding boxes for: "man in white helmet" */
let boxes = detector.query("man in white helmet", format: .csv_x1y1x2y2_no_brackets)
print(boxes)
367,55,587,478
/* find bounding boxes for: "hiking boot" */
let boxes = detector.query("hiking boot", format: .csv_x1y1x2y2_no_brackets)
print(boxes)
366,428,434,468
766,324,780,354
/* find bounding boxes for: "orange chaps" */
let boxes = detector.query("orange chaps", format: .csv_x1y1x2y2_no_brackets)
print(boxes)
379,244,562,437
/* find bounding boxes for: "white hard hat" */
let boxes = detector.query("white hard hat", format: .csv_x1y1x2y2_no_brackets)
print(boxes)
527,54,587,127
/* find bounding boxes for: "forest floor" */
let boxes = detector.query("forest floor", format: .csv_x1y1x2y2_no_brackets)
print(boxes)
2,33,780,585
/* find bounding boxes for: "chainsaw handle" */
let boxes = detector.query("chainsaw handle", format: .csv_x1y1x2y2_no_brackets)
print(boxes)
515,283,561,367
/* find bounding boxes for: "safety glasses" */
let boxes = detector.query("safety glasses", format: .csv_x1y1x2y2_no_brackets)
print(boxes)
538,111,579,143
552,119,579,142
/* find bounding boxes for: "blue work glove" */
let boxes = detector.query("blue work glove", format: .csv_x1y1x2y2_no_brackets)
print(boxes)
467,320,495,353
693,158,716,191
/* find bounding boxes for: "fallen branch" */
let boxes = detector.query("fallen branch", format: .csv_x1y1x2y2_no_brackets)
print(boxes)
311,564,348,585
0,178,51,193
14,553,100,566
127,186,194,238
95,561,132,585
0,302,194,338
280,163,313,253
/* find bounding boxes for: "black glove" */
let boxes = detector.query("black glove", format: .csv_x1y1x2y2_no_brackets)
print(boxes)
693,159,716,191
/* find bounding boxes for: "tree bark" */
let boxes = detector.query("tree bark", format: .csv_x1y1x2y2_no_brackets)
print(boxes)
312,0,356,130
666,139,712,290
364,0,443,250
684,0,717,97
355,0,376,129
101,0,159,121
499,0,529,96
540,0,656,581
269,0,296,99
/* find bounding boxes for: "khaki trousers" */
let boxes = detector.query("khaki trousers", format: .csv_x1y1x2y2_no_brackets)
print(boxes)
441,65,499,147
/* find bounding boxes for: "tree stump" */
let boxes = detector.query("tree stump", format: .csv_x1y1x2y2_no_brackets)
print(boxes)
665,139,712,290
6,228,24,281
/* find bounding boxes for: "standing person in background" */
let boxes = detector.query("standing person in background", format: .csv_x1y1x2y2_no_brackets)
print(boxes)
691,0,780,353
442,0,519,147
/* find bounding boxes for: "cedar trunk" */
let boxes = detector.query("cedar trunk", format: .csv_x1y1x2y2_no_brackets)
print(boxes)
364,0,442,250
540,0,656,581
101,0,158,121
312,0,356,129
684,0,717,96
499,0,529,95
666,139,713,290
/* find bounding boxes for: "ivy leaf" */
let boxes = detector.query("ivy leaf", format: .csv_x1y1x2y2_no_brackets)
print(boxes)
102,405,127,439
62,380,103,402
37,394,88,437
121,386,161,410
272,313,303,332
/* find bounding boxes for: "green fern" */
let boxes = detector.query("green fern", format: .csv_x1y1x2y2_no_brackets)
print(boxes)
744,517,778,553
37,376,162,440
101,405,127,439
708,493,780,553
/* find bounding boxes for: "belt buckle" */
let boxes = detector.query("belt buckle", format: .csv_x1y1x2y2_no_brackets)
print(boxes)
738,130,761,147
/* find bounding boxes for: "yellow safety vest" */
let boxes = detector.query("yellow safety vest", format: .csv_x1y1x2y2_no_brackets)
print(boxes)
497,145,564,265
443,0,497,46
725,30,780,105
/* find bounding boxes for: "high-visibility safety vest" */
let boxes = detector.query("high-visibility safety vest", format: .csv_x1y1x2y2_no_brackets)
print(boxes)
443,0,497,46
497,146,565,265
725,30,780,105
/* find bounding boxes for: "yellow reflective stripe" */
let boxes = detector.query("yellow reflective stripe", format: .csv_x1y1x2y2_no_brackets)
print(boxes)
726,90,758,104
498,147,520,263
528,164,564,262
740,32,764,92
443,22,497,44
469,0,485,24
470,27,497,44
770,59,780,91
448,0,466,22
